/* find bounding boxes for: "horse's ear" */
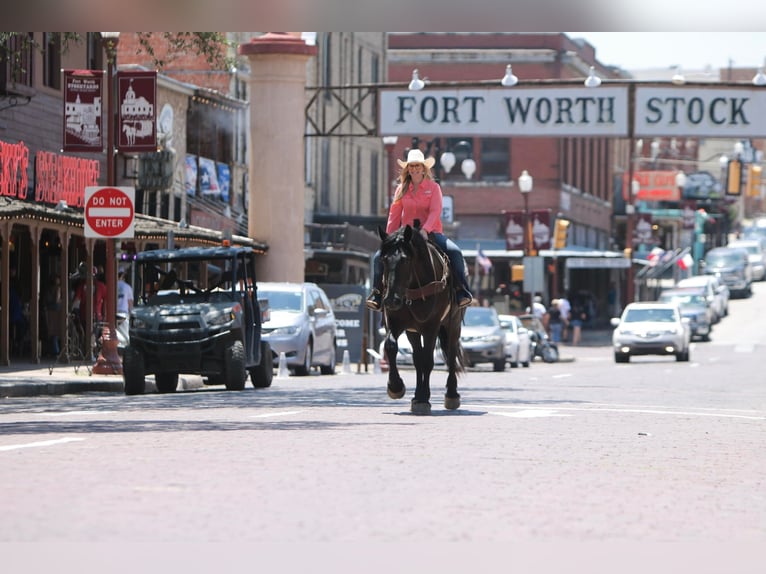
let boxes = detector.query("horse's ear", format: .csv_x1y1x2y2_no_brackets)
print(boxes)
378,226,387,241
402,225,413,242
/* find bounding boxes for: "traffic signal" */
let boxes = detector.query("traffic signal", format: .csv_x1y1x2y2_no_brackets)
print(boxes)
553,218,570,250
747,164,762,198
726,158,743,196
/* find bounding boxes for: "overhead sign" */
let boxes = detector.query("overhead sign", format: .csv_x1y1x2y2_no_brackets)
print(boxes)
380,86,766,138
381,87,629,137
84,186,135,238
623,170,682,201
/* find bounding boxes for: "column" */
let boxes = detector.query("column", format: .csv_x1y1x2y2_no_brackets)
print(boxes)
239,33,317,282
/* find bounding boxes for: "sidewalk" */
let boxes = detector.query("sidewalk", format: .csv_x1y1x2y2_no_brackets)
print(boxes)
0,330,614,398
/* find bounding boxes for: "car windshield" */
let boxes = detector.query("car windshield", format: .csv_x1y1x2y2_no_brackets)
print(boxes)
659,294,705,306
706,252,743,266
260,290,303,312
464,309,498,327
731,244,759,255
623,308,676,323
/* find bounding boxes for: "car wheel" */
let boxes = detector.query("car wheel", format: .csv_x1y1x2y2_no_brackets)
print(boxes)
250,341,274,388
155,372,178,393
614,352,629,363
123,346,146,395
522,360,530,368
676,348,690,362
319,343,336,375
224,340,247,390
294,340,312,376
492,359,505,372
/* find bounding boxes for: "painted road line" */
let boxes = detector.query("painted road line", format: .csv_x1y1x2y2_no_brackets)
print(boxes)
491,409,571,418
473,404,765,421
250,410,306,419
38,411,118,417
0,437,85,452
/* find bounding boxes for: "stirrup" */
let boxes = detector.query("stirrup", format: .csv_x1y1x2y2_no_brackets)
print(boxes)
366,289,382,311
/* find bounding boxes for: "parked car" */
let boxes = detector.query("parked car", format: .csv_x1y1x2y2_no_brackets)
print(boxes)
259,282,337,376
726,239,766,281
498,314,532,368
701,247,752,298
461,306,506,371
611,302,691,363
657,287,713,341
377,331,444,367
675,274,729,322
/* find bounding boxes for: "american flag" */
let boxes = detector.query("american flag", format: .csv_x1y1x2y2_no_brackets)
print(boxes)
477,248,493,274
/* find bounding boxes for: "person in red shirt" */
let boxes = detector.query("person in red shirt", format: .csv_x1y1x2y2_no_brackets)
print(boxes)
73,265,107,325
367,149,472,311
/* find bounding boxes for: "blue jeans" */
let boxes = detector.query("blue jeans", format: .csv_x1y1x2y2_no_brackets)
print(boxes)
372,232,470,293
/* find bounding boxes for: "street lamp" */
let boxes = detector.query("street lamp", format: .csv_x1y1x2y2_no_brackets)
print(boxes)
93,31,122,375
518,169,533,256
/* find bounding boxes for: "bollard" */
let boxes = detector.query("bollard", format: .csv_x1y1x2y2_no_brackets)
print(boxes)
277,352,289,378
342,349,352,374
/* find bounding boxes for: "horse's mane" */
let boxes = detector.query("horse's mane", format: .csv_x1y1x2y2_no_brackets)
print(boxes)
380,225,429,259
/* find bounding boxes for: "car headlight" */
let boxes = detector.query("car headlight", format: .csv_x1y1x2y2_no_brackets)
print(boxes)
207,309,235,326
131,317,146,329
271,325,301,336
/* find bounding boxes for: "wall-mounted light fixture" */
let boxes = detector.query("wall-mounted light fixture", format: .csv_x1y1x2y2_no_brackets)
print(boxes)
408,69,425,91
584,66,601,88
501,64,518,87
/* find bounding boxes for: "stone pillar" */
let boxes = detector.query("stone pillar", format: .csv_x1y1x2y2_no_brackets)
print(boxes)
239,33,316,282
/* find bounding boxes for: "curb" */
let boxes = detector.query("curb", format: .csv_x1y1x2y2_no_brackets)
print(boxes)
0,380,124,398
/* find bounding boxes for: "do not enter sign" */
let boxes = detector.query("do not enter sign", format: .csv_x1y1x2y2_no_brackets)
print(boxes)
84,186,135,238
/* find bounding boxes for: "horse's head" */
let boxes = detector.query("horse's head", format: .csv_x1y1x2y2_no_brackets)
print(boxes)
379,225,429,311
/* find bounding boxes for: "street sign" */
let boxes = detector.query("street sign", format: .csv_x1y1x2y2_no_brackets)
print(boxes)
84,186,135,238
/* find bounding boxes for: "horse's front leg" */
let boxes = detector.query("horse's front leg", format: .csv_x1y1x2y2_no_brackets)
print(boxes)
384,332,406,400
409,333,435,415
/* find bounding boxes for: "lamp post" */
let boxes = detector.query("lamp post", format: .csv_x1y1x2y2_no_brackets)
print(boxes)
517,170,533,256
93,32,122,375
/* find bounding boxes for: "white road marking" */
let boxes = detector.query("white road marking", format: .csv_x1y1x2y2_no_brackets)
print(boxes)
734,344,755,353
473,404,765,421
38,411,118,417
551,373,573,379
250,410,306,419
491,409,571,418
0,437,85,452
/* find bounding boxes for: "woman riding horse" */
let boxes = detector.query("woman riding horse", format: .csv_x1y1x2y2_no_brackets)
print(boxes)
367,149,472,311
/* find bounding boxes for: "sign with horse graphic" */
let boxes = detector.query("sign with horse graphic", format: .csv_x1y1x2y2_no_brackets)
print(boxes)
117,71,157,153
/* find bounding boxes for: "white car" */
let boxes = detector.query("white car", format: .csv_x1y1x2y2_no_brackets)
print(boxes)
611,302,691,363
498,314,532,368
727,239,766,281
259,282,338,376
676,275,729,322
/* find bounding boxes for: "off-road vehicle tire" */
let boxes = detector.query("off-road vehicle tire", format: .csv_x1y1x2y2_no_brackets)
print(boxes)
249,341,274,388
224,340,247,390
123,346,146,395
155,372,179,393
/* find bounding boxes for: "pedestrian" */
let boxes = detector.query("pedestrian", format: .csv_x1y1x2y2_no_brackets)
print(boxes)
117,267,134,316
570,301,587,346
72,264,106,327
558,294,571,341
548,299,563,343
367,149,473,310
531,294,546,320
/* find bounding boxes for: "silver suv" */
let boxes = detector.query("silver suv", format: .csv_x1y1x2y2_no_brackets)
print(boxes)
676,275,729,323
702,247,752,298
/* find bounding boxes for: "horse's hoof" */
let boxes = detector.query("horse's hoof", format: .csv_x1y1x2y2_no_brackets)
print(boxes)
444,395,461,410
387,383,406,400
410,399,432,415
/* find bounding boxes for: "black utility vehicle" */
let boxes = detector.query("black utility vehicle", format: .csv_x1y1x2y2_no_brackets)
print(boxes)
123,245,273,395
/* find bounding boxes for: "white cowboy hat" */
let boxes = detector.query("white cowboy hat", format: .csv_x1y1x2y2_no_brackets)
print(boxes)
397,149,436,169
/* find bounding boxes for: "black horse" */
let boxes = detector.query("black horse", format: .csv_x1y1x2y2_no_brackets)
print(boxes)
377,224,466,415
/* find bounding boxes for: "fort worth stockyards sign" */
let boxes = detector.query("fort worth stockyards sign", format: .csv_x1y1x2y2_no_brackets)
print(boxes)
380,86,766,138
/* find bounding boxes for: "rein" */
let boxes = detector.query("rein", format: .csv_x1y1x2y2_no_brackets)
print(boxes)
404,242,449,304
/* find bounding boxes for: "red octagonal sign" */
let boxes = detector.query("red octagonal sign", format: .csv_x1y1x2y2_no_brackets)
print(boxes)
84,186,135,238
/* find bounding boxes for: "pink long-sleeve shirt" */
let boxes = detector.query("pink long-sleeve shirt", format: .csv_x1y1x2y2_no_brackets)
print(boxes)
386,178,444,235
